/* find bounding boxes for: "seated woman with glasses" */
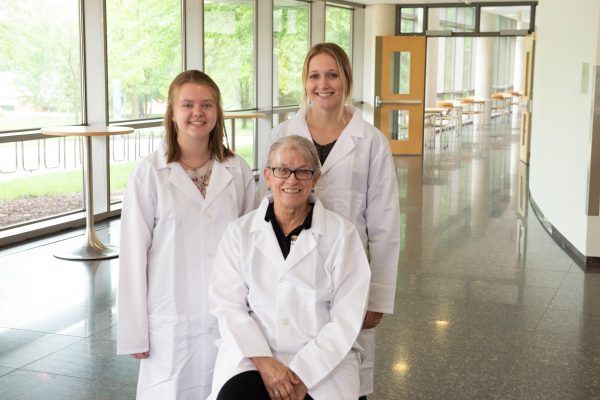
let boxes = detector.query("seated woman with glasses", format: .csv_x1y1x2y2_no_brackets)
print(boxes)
208,135,371,400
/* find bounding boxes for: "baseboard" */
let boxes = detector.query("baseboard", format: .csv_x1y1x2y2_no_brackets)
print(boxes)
529,193,600,272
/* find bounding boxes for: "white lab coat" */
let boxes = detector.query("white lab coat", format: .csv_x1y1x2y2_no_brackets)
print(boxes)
208,196,371,400
117,142,256,400
263,106,401,395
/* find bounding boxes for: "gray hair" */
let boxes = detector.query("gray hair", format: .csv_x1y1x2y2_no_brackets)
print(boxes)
267,135,321,173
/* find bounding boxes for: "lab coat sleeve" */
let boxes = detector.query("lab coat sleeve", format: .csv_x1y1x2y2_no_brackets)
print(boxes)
117,164,155,355
288,226,371,390
239,156,258,215
365,133,401,314
210,223,273,358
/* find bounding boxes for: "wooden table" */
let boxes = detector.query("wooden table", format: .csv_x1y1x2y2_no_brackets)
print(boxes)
42,126,134,260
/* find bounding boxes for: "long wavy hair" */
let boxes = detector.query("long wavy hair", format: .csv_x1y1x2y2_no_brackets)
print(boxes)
164,70,233,163
301,42,353,122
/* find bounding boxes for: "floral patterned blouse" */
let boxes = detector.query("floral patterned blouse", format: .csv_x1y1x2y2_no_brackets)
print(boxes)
183,159,213,198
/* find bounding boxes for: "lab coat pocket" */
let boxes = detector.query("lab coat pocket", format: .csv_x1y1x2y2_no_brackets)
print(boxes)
294,286,332,337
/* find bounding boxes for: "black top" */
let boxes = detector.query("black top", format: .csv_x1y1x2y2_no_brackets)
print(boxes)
264,202,314,259
313,139,336,165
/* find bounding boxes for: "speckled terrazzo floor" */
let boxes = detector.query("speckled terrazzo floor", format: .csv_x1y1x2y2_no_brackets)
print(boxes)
372,121,600,400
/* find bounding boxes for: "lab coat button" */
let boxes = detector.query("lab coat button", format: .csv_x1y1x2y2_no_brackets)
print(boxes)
281,318,289,326
283,281,290,287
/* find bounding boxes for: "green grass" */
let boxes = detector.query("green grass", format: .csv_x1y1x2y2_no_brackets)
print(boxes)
230,124,255,168
0,170,83,201
236,144,254,168
109,161,138,193
0,161,139,201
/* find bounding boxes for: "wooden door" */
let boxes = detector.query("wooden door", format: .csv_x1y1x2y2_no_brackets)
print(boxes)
374,36,426,155
520,33,535,164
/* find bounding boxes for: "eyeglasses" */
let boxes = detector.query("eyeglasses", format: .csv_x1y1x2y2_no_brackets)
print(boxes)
268,167,315,180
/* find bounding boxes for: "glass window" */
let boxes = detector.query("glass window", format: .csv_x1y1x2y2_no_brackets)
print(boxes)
391,52,411,95
325,5,353,59
428,7,476,33
106,0,182,122
480,6,530,33
224,118,255,169
109,127,164,204
444,39,455,92
492,36,516,92
273,0,309,107
434,37,475,101
204,0,255,110
462,38,474,91
0,136,83,230
390,110,409,141
400,8,424,34
0,0,82,132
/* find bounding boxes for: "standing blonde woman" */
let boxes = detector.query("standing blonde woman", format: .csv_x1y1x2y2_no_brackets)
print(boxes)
118,70,256,399
264,43,400,399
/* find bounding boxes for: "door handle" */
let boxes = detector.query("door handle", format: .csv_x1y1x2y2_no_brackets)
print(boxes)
375,96,423,108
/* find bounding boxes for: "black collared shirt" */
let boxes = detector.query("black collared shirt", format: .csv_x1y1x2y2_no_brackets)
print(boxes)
264,202,314,259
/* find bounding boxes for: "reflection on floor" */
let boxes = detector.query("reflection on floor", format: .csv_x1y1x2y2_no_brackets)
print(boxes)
2,119,600,400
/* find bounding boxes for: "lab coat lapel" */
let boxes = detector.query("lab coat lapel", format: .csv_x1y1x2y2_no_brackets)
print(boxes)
319,108,364,175
320,130,355,175
203,160,232,210
280,230,317,278
251,199,286,266
279,198,325,278
168,162,205,206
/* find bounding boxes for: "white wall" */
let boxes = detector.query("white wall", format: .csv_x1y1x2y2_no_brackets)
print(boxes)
589,5,600,255
362,4,396,123
529,0,600,256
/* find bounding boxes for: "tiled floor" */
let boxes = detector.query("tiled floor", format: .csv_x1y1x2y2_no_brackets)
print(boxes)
1,118,599,399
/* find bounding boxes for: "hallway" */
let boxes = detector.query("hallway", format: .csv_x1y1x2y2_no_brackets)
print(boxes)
1,120,599,399
375,120,600,399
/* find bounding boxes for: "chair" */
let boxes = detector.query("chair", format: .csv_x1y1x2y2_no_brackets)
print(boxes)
437,100,463,135
491,93,507,121
460,97,484,127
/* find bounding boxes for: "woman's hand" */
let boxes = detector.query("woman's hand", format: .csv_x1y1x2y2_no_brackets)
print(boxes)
288,370,308,399
250,356,298,400
362,311,384,329
130,351,149,359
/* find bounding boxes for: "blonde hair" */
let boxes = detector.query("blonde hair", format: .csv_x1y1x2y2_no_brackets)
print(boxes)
164,70,233,163
301,42,353,121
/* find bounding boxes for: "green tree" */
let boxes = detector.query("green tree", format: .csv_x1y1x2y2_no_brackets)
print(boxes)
204,1,254,111
106,0,181,120
326,6,353,59
0,0,82,119
274,4,309,106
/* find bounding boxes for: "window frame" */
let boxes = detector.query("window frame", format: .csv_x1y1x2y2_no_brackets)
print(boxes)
396,1,537,37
